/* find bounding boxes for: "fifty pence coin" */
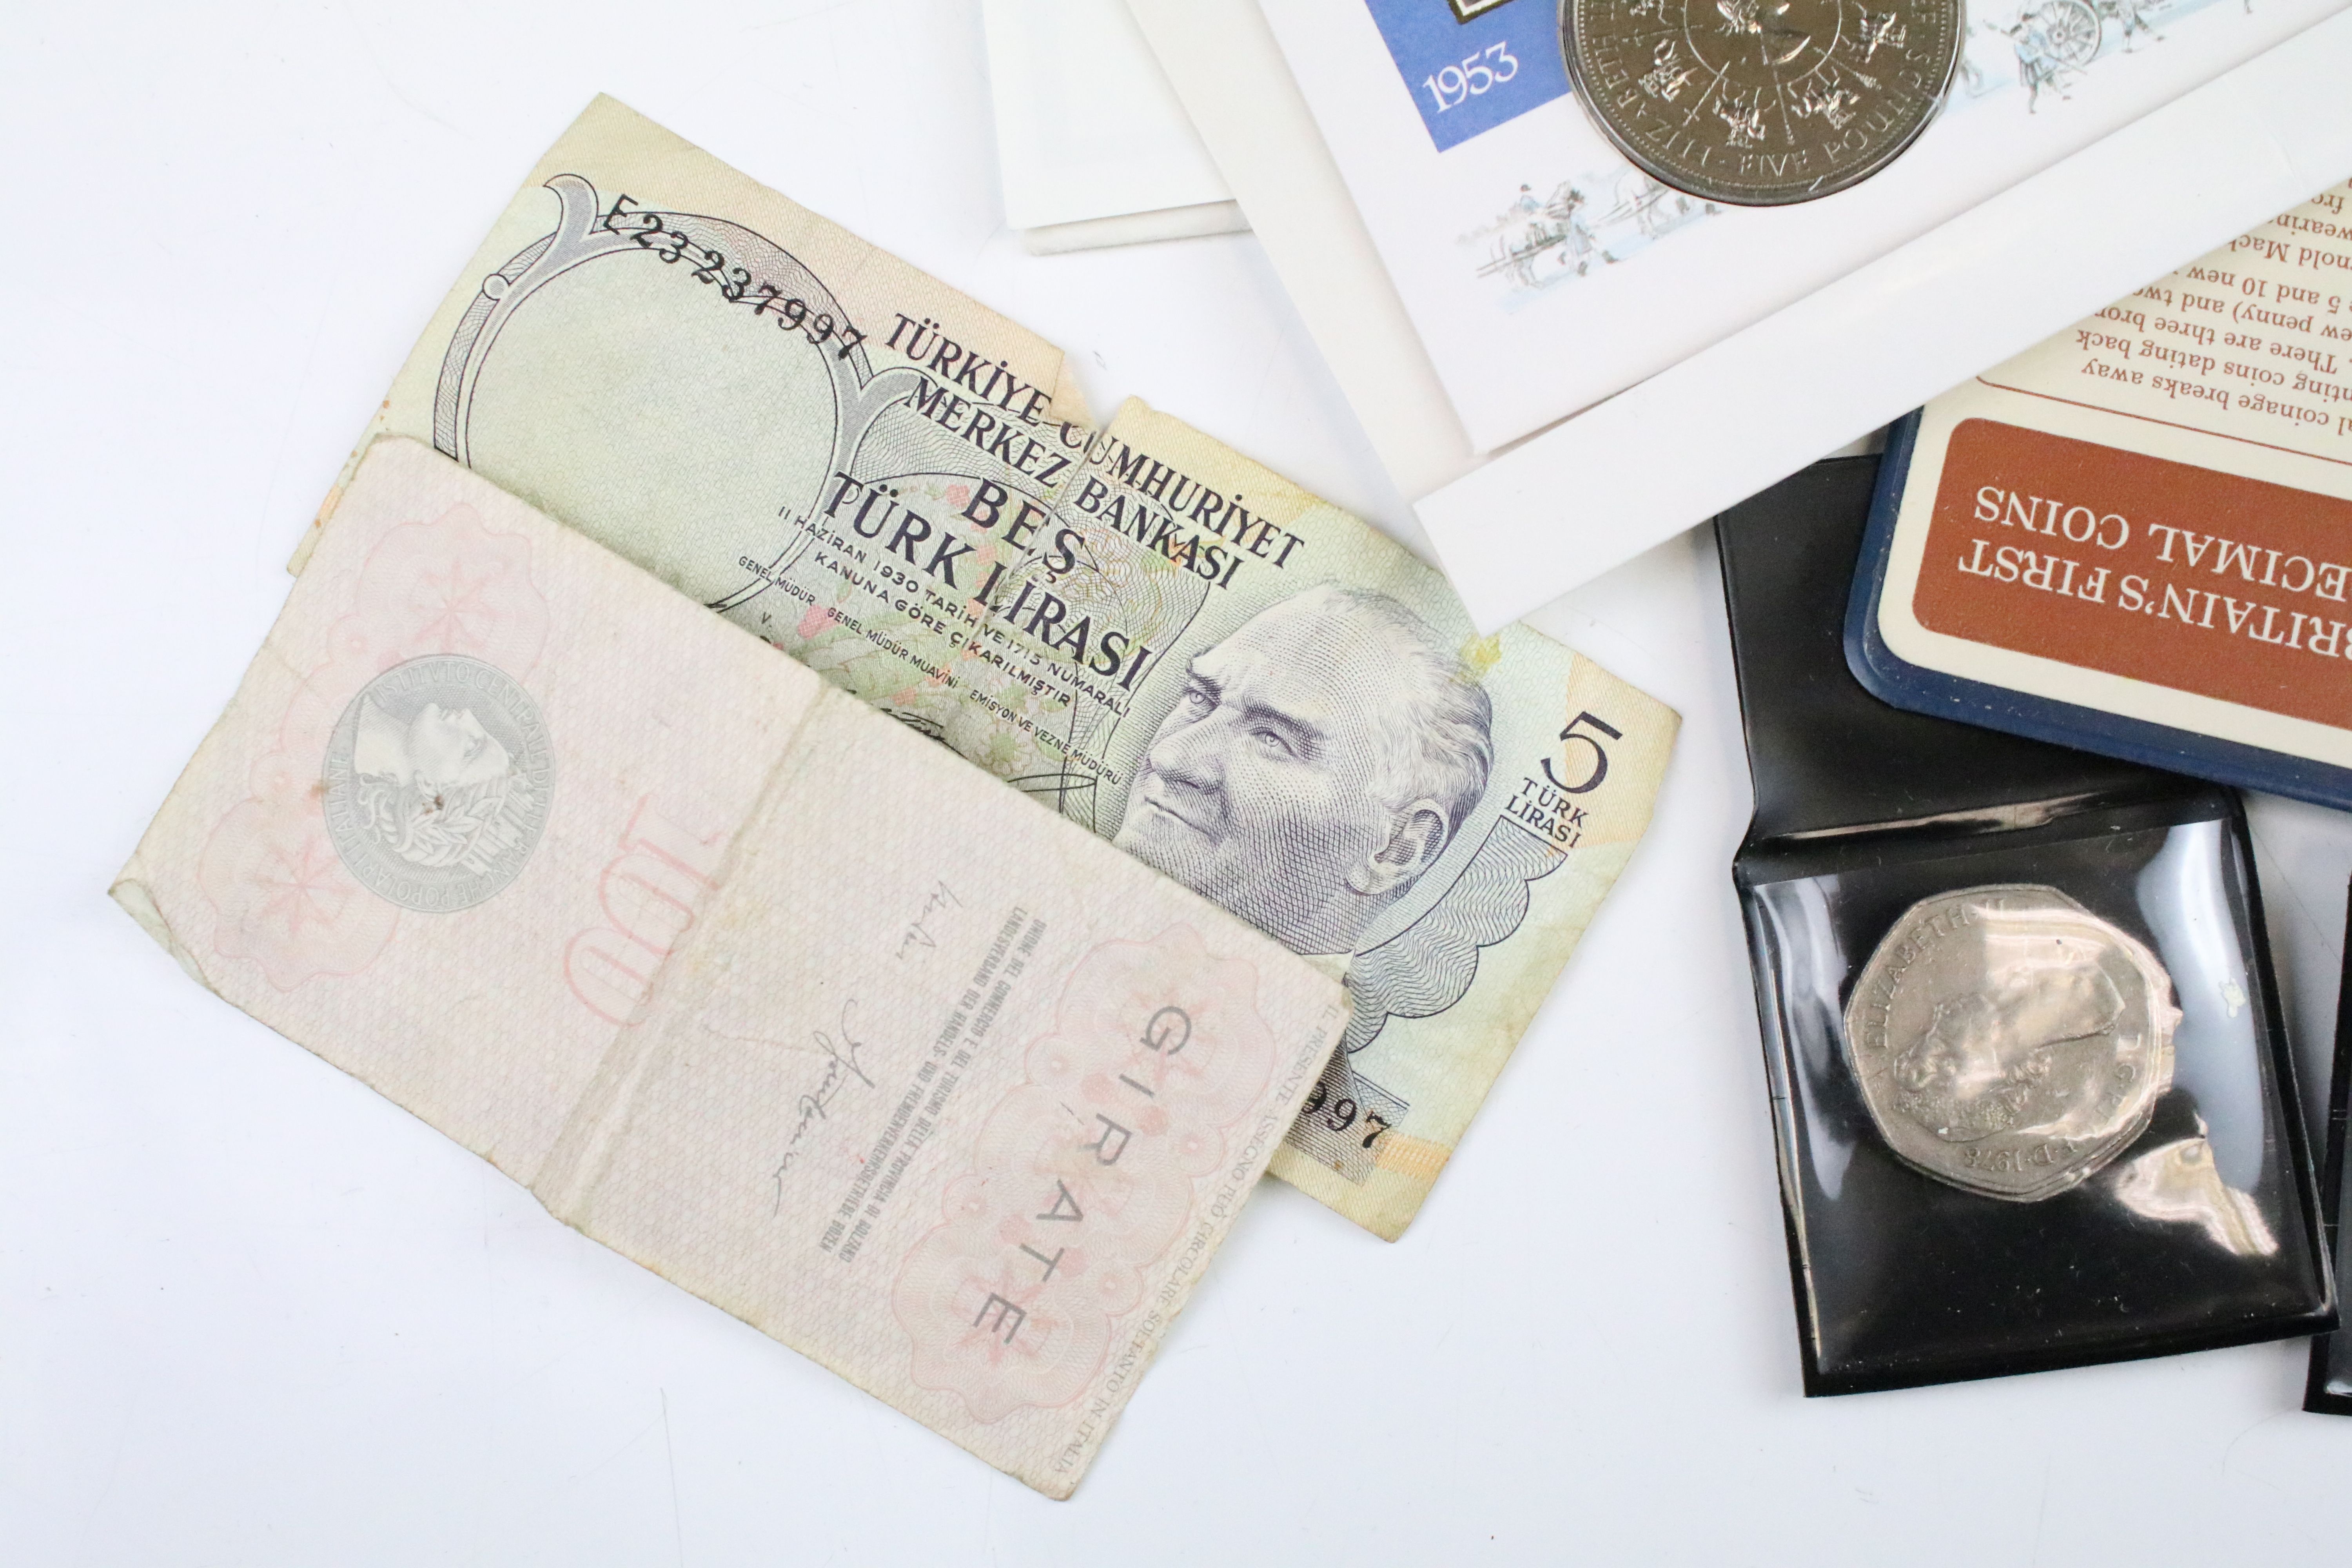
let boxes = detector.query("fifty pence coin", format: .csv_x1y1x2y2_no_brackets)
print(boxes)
322,653,554,913
1842,885,2180,1201
1561,0,1963,206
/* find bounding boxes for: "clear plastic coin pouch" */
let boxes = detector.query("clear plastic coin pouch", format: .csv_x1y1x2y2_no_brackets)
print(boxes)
1721,458,2334,1396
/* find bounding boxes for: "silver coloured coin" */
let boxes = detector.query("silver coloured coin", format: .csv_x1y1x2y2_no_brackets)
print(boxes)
1842,885,2179,1201
1561,0,1963,207
322,654,554,913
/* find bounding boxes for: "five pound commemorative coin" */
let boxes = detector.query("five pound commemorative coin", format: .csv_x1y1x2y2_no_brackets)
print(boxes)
1842,885,2180,1202
1561,0,1963,206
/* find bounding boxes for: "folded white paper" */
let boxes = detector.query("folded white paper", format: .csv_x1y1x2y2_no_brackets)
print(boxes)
1020,200,1248,256
985,0,1238,247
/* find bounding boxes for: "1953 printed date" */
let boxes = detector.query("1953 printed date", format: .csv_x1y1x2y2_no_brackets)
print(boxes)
602,193,869,361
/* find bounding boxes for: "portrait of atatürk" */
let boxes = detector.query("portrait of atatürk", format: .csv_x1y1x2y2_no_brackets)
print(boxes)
1114,583,1494,957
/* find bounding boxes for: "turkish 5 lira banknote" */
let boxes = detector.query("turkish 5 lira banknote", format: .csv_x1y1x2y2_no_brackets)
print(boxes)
306,96,1677,1239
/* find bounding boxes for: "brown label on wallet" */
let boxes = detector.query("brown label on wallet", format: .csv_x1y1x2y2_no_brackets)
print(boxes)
1913,419,2352,732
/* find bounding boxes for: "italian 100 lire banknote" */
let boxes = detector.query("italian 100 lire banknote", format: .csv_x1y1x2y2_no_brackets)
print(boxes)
123,437,1345,1496
310,95,1679,1239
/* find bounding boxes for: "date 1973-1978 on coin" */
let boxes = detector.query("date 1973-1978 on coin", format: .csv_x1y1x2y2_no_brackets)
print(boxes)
1562,0,1963,206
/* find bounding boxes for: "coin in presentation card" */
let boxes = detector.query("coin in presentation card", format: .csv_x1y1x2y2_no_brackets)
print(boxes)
1561,0,1963,206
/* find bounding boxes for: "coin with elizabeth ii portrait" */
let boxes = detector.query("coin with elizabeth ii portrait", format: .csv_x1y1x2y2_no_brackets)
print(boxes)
1842,885,2180,1202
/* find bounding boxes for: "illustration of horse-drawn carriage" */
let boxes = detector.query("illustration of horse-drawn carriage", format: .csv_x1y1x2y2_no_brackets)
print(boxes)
1475,172,1715,290
1997,0,2172,108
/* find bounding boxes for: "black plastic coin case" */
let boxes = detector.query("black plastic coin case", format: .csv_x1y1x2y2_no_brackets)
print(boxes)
2303,880,2352,1414
1721,459,2333,1395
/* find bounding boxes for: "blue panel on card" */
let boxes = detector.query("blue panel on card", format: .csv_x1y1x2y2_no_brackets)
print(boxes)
1844,414,2352,814
1364,0,1571,152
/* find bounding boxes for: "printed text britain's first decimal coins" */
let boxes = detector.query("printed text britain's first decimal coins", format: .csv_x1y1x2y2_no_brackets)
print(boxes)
1842,885,2180,1201
323,653,554,913
1561,0,1963,207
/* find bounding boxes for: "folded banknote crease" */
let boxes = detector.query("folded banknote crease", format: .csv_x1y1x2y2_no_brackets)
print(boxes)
116,437,1347,1498
297,93,1678,1239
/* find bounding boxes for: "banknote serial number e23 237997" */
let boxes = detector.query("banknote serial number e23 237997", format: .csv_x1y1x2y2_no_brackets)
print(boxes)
601,194,870,361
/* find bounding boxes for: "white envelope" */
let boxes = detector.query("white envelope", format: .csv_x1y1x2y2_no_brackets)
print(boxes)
1131,0,2352,630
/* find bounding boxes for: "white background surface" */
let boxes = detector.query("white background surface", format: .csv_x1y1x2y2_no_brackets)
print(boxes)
7,3,2352,1563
